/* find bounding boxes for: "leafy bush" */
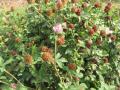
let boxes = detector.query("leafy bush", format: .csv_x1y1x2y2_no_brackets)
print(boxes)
0,0,120,90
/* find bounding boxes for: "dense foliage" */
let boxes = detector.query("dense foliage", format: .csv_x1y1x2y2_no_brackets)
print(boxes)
0,0,120,90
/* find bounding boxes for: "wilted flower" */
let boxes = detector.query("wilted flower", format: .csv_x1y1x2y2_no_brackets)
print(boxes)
68,63,76,70
82,2,89,8
62,0,68,5
94,2,101,8
104,2,112,13
24,54,33,64
15,37,21,43
42,52,55,64
42,52,53,61
45,0,50,4
57,35,65,45
53,24,63,34
71,0,78,3
46,8,54,17
56,0,63,9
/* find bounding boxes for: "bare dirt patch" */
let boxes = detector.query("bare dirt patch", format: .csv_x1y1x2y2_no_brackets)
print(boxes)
0,0,28,10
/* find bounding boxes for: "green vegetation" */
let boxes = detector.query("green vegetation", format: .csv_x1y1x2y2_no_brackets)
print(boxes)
0,0,120,90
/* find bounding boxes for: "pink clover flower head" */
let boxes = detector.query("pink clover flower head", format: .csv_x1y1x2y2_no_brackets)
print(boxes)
53,23,63,34
11,83,17,89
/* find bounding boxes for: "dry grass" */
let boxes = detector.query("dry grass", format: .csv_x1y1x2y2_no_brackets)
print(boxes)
0,0,27,11
103,0,120,9
0,0,120,11
113,3,120,9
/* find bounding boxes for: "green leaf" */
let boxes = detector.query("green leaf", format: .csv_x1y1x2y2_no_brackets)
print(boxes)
56,53,67,68
3,58,14,66
0,56,4,67
39,63,51,83
17,85,28,90
67,83,87,90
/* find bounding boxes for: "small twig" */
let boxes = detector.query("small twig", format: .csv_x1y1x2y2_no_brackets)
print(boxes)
0,80,9,86
4,69,24,87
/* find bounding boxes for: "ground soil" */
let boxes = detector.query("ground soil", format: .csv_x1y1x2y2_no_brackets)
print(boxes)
0,0,27,10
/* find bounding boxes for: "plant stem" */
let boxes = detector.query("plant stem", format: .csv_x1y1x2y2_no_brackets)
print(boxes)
0,80,9,86
54,33,63,84
1,71,35,89
4,69,24,86
55,33,57,60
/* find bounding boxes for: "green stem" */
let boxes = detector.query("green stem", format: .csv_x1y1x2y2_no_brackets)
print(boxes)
55,33,57,60
54,33,63,84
